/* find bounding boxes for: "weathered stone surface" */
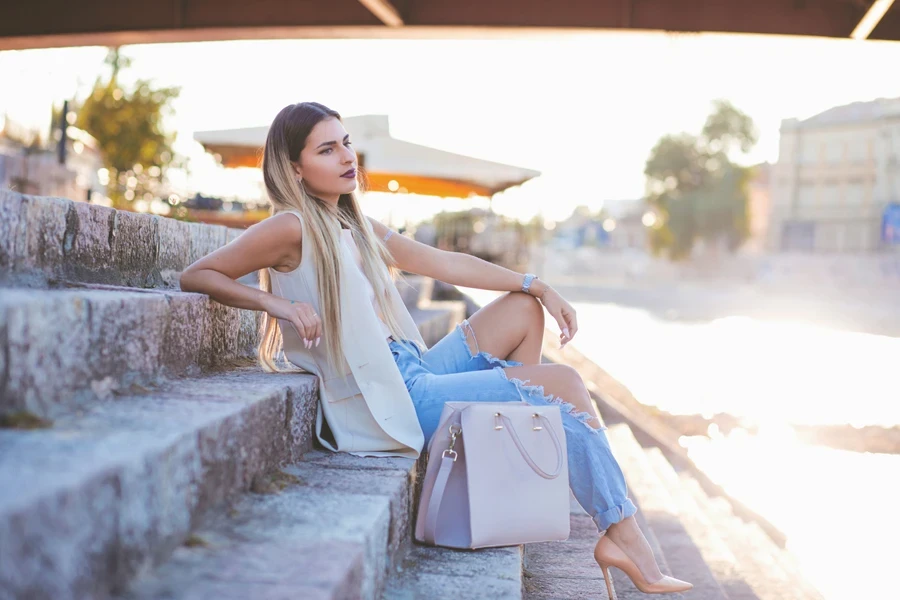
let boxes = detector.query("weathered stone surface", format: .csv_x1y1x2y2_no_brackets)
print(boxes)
110,209,159,287
523,514,609,599
225,227,244,245
0,368,318,600
283,454,414,568
156,215,191,288
123,484,392,600
0,191,25,274
0,193,242,290
0,193,70,287
123,540,366,600
157,291,207,374
64,200,117,284
0,289,261,418
382,544,523,600
187,221,227,265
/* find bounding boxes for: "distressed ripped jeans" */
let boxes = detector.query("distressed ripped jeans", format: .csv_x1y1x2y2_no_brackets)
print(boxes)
389,319,637,532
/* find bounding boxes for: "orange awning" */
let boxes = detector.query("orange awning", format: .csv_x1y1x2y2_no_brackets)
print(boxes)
194,115,540,199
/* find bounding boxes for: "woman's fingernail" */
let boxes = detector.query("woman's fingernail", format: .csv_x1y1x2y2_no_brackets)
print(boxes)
315,337,320,347
563,328,570,337
303,338,309,348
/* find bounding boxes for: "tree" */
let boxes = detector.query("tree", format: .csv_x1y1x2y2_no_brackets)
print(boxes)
644,100,758,260
53,48,182,209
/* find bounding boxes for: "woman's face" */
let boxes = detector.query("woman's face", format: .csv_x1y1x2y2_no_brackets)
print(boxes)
296,117,358,204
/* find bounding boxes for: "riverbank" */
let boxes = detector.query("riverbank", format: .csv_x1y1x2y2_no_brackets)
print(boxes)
649,407,900,455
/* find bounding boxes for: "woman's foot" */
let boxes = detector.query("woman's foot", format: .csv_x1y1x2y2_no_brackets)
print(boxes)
606,515,664,583
594,517,693,596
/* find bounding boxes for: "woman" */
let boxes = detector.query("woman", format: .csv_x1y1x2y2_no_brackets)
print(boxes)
180,102,692,596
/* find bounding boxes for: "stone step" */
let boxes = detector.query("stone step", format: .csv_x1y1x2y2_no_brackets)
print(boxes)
409,303,466,348
702,490,824,600
606,424,725,600
0,368,318,600
0,284,462,420
396,274,423,308
524,513,610,600
642,447,761,600
736,521,823,600
0,192,240,290
382,543,523,600
120,450,418,600
0,287,259,419
678,474,822,600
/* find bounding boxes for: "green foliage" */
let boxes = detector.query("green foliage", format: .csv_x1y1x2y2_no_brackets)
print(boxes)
644,100,758,260
54,48,182,209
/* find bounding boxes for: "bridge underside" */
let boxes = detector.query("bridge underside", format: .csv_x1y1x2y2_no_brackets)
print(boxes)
1,1,898,50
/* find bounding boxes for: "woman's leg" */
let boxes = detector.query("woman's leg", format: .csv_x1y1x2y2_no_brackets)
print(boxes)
431,292,668,584
407,358,638,534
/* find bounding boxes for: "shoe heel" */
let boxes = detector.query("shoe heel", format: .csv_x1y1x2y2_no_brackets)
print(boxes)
599,563,617,600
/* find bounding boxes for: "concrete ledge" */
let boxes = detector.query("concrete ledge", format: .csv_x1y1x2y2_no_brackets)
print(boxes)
0,288,260,418
0,368,318,600
0,192,244,290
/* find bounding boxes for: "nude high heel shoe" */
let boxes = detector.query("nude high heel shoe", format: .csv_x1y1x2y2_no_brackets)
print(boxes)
594,534,693,598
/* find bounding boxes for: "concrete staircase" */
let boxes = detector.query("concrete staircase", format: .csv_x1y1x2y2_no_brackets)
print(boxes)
1,192,825,600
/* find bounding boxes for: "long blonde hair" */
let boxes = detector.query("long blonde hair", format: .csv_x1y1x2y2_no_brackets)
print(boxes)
257,102,423,374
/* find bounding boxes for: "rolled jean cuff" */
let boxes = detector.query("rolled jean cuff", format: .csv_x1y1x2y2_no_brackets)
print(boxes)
593,498,639,531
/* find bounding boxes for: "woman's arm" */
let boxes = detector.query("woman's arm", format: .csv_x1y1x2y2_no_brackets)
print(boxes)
368,217,577,346
367,216,546,295
179,213,301,312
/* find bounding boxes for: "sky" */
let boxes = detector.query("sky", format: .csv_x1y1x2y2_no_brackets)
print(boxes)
2,31,900,224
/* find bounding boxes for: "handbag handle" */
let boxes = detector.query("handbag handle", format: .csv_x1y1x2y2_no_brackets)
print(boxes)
498,413,564,479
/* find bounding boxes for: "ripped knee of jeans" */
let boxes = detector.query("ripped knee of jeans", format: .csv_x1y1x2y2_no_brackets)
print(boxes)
458,319,480,357
457,319,524,368
494,366,607,434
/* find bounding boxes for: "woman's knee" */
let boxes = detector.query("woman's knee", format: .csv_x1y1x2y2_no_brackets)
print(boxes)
510,291,544,327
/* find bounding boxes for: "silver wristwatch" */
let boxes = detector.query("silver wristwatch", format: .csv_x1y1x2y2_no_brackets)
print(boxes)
522,273,539,295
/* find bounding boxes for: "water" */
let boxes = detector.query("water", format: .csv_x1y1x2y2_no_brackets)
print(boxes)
458,286,899,598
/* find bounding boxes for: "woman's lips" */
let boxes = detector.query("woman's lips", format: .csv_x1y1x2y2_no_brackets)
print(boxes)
341,169,357,178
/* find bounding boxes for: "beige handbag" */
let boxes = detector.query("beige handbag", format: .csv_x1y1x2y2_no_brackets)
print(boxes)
414,401,571,549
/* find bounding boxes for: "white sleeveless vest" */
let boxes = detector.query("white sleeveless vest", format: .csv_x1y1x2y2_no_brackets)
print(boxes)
267,209,427,459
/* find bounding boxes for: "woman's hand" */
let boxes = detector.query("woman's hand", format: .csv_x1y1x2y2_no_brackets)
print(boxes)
538,288,577,349
263,296,322,349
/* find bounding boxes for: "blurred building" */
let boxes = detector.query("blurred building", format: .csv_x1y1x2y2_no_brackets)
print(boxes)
771,97,900,253
0,114,104,202
745,162,772,254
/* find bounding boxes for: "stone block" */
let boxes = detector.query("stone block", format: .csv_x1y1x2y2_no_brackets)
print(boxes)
156,216,191,288
187,222,228,265
0,369,318,600
383,544,523,600
63,200,117,284
0,193,70,287
0,289,260,418
111,210,159,287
